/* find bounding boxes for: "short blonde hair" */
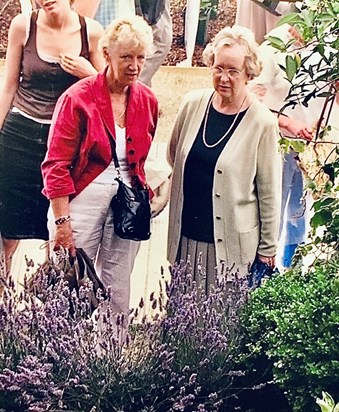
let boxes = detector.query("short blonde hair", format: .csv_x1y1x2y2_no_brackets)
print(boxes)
99,16,153,55
202,25,262,79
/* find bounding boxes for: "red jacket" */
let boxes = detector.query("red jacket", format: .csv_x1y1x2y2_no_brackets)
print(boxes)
42,68,158,200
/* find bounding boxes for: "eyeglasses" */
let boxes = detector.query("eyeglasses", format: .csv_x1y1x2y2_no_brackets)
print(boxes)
211,66,246,79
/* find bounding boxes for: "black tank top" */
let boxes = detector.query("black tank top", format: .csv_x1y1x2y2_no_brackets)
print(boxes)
13,10,90,120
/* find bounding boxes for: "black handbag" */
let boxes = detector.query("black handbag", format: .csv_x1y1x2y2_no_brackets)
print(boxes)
106,127,151,241
111,178,151,241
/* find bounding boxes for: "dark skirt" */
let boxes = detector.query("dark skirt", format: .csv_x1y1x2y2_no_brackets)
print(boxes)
0,111,50,240
176,235,217,293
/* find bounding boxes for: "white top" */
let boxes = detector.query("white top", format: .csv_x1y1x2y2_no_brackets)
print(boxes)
92,124,132,185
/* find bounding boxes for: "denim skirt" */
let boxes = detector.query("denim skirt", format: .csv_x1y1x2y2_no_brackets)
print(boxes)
0,111,50,240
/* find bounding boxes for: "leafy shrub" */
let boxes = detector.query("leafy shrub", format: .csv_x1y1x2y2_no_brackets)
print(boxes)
239,258,339,412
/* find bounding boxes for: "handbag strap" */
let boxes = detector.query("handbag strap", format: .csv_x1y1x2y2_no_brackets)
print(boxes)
104,124,121,178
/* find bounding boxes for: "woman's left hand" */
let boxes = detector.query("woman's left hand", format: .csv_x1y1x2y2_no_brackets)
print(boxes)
60,53,97,78
257,254,276,269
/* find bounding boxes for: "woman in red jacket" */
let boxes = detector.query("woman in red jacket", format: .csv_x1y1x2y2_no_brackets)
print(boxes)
42,16,158,317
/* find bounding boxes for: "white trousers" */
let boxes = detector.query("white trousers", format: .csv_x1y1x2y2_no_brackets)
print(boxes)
48,181,140,315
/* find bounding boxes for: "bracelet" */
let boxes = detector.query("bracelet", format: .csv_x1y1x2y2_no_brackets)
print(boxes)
55,215,71,226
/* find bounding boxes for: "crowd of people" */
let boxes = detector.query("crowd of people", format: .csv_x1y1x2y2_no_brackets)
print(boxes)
0,0,336,320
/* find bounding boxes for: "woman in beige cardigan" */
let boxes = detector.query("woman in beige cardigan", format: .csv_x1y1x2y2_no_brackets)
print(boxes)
167,26,282,291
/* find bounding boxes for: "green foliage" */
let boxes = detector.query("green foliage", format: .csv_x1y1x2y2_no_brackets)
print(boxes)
200,0,218,19
239,260,339,412
272,0,339,120
296,152,339,264
269,0,339,262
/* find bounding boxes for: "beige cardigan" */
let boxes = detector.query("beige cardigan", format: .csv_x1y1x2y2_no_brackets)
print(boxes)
167,89,282,276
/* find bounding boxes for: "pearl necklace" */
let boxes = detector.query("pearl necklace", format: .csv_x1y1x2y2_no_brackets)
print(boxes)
202,93,247,149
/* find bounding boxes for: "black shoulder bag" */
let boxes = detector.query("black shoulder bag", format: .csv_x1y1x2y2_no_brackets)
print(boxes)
106,127,151,241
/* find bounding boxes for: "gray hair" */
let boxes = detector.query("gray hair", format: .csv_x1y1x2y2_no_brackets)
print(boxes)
202,25,263,78
99,15,153,55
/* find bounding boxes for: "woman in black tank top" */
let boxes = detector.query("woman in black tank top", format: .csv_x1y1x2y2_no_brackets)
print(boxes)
0,0,105,277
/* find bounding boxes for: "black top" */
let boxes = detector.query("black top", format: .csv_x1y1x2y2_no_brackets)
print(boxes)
181,103,247,242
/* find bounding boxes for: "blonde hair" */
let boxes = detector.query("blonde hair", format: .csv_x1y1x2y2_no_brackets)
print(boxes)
99,15,153,56
202,25,263,78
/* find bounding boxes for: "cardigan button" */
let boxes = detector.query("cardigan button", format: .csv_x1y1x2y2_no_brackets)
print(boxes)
217,238,223,242
215,193,221,197
217,169,222,174
216,216,221,220
129,149,135,155
130,162,136,168
127,137,132,144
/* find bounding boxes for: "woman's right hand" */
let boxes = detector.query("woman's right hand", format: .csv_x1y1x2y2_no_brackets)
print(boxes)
54,221,76,256
59,54,97,78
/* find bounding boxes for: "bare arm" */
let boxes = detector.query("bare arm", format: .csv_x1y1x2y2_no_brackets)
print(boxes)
278,115,313,140
59,17,105,78
0,14,26,129
86,17,106,72
72,0,100,18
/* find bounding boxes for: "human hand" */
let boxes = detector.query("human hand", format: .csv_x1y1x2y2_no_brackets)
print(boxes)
59,54,97,78
250,84,268,100
279,116,313,141
54,222,76,256
257,254,276,269
151,178,170,218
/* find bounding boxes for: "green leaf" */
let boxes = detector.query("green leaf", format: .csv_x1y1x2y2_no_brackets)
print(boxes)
317,92,333,98
311,210,332,228
277,13,304,27
266,36,288,51
312,197,336,211
305,179,317,191
289,139,306,153
285,55,298,82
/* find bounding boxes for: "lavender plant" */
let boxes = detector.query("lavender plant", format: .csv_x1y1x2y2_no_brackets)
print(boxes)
0,258,248,411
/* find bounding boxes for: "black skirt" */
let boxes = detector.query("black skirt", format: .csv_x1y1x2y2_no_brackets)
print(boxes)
0,111,50,240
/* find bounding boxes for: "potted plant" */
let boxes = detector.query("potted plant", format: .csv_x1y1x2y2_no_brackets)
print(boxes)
196,0,219,46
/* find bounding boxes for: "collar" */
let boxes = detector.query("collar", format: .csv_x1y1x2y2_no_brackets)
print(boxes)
90,66,142,139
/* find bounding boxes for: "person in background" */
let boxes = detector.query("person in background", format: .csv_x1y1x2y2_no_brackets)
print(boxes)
135,0,172,87
250,23,338,268
167,26,282,292
235,0,293,44
74,0,172,87
19,0,35,14
73,0,135,28
72,0,100,18
0,0,104,277
41,16,158,317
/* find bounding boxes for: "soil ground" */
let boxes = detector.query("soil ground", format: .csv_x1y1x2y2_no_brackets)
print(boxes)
0,0,237,62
